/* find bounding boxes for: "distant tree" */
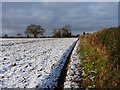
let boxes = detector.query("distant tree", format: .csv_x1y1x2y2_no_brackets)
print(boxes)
76,34,79,37
16,33,22,38
60,25,71,37
25,24,45,38
52,25,72,37
4,34,8,38
52,28,61,37
83,32,85,35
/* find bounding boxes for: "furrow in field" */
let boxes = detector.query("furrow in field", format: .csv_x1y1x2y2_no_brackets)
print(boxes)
0,38,56,46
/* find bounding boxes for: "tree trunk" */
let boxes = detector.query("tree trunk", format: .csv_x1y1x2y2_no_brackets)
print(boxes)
27,34,30,38
34,33,37,38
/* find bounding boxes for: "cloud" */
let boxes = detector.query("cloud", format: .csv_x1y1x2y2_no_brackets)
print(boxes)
2,2,118,36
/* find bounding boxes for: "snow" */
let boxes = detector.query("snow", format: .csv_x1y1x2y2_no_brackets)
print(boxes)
0,38,77,88
64,41,81,88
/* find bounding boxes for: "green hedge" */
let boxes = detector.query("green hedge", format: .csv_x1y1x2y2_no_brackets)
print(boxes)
93,26,120,66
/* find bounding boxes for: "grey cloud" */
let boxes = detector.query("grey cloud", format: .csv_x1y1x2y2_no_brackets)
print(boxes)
2,2,118,36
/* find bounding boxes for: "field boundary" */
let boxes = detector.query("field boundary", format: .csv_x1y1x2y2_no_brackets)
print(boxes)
56,39,78,89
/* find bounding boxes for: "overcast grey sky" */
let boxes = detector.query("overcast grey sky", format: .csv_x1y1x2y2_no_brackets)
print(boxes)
2,2,118,36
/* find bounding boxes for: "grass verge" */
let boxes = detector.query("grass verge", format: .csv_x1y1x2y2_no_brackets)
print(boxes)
79,26,120,88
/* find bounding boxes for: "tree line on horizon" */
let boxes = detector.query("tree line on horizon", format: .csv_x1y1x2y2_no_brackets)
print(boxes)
3,24,79,38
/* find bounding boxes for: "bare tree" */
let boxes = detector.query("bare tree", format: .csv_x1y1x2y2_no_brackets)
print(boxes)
52,28,61,37
52,25,72,37
60,25,71,37
25,24,45,38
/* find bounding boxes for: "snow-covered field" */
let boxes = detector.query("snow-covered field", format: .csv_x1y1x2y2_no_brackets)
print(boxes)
0,38,77,88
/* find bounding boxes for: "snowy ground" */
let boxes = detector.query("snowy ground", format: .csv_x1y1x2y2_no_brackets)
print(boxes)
64,41,81,88
0,38,77,88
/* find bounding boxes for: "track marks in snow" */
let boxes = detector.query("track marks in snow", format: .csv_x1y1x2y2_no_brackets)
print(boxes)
0,38,77,88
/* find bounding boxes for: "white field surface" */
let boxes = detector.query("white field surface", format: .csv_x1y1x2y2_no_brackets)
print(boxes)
0,38,77,88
